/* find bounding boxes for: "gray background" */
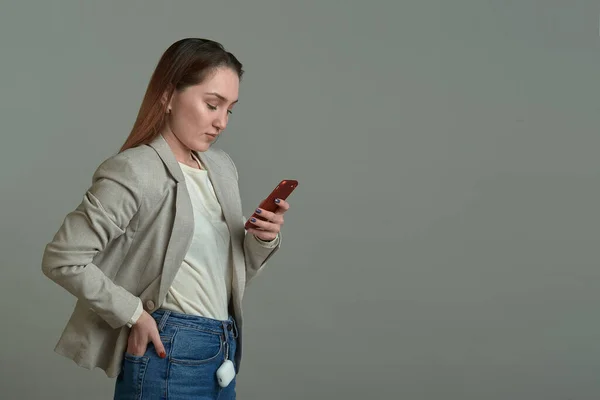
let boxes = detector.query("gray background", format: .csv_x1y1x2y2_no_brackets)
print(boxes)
1,0,599,399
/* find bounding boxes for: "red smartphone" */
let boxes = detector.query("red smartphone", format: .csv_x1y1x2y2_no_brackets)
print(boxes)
244,179,298,230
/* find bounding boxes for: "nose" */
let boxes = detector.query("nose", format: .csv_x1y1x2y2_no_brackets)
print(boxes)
213,111,228,132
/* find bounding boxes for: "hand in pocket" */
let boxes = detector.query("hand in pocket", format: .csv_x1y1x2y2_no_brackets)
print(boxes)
127,311,166,358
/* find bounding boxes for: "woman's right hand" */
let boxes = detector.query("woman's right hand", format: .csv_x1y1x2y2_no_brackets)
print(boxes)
126,311,166,358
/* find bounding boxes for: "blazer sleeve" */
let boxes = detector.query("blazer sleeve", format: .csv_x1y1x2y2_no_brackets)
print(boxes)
220,150,282,284
243,219,281,285
41,153,143,329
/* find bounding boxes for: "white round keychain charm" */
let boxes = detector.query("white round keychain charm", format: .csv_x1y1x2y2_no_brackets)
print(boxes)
216,359,235,388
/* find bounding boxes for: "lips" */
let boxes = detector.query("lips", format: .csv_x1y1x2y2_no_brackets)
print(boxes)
206,133,218,139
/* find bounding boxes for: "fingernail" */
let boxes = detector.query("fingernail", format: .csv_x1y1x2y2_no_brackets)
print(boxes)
160,351,166,358
275,199,280,204
251,218,256,222
255,209,261,213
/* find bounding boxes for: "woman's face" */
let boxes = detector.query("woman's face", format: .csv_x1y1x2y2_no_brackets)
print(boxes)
164,67,239,155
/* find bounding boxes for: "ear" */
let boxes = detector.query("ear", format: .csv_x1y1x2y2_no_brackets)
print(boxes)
161,85,175,112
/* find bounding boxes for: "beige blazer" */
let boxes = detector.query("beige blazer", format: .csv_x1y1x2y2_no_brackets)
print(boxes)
42,135,280,378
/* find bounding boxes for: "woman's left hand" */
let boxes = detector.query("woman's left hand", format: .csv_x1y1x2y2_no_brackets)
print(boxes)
246,198,290,242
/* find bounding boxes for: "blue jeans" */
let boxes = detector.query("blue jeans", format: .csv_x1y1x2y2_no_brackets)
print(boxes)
114,309,238,400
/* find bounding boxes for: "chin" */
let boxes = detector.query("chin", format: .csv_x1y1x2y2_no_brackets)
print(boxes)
192,141,211,153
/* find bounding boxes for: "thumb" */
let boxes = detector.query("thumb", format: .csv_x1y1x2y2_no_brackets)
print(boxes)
151,330,166,359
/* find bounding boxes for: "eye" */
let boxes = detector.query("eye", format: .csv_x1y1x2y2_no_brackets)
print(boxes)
207,103,233,116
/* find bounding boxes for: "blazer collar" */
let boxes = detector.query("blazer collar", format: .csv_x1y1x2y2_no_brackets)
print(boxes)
147,134,226,182
147,134,237,227
147,134,185,182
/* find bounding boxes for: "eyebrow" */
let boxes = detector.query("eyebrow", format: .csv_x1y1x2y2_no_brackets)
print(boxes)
205,92,238,104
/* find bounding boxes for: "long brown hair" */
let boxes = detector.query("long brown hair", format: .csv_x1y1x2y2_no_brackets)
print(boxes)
120,38,244,152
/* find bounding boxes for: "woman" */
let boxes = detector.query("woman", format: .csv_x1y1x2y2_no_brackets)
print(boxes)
41,38,289,399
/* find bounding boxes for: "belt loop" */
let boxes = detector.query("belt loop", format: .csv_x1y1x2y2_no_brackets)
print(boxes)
221,321,230,361
221,321,229,338
231,316,239,339
158,310,170,332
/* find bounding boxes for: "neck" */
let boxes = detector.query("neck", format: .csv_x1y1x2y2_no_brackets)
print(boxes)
161,129,195,164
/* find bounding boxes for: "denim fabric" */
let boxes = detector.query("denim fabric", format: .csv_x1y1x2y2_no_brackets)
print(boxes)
114,309,238,399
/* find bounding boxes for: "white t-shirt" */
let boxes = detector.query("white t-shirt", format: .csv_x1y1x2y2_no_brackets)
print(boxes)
161,162,233,320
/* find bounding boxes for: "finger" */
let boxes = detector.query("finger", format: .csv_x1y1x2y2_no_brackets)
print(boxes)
135,347,147,357
246,227,278,242
126,343,141,356
151,331,166,358
273,198,290,214
128,344,147,357
254,208,284,225
127,333,146,356
248,216,280,233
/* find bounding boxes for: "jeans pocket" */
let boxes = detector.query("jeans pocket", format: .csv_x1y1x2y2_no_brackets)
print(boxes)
116,354,150,400
170,327,223,365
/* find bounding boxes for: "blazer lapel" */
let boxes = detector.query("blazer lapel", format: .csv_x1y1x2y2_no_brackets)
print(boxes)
195,150,242,237
147,135,185,183
196,150,246,302
148,134,241,234
147,135,194,302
